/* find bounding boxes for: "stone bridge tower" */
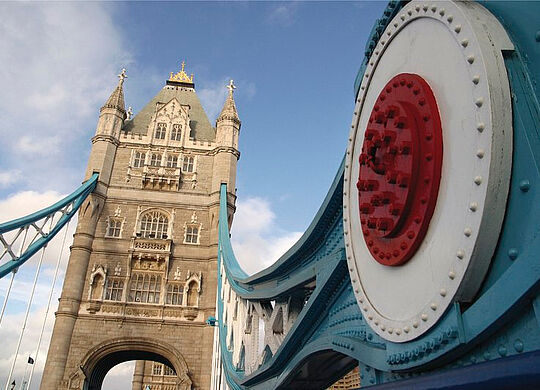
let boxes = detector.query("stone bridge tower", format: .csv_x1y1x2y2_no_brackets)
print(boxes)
41,63,241,390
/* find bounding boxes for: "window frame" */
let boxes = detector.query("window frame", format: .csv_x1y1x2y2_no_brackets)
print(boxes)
184,224,199,244
133,151,146,168
170,124,182,141
150,153,161,167
104,279,124,301
155,122,167,140
128,273,162,304
182,156,195,173
106,217,123,238
139,210,169,239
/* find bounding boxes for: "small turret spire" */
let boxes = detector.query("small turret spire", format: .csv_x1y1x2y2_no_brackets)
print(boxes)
217,79,240,125
101,68,127,115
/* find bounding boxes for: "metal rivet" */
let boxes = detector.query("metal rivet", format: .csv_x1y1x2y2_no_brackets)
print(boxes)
396,328,402,335
477,122,485,132
508,248,519,260
457,250,465,259
440,288,447,297
404,326,410,333
475,98,484,107
519,179,530,192
467,55,475,64
368,315,373,320
430,303,437,311
472,75,480,84
464,228,472,237
469,202,478,212
423,4,428,11
439,8,445,16
374,320,379,325
498,345,507,357
412,321,419,328
514,339,524,353
415,5,421,11
447,15,453,23
421,313,428,321
454,25,462,33
461,39,469,47
474,176,482,185
449,271,456,280
476,149,485,158
380,324,386,331
388,328,393,334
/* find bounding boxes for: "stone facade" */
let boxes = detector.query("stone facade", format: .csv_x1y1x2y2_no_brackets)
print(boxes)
41,66,241,390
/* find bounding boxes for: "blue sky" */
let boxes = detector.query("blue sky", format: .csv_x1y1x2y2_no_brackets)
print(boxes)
0,1,385,388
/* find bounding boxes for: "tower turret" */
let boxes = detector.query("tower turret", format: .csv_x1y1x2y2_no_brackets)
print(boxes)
85,69,127,185
212,80,241,193
95,69,127,138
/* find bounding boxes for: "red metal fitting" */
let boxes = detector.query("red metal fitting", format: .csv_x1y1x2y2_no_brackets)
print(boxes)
356,73,443,266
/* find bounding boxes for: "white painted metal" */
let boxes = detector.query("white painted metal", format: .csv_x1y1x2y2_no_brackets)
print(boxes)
344,0,513,342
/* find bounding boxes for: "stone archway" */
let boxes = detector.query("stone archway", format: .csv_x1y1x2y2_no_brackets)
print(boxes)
68,337,192,390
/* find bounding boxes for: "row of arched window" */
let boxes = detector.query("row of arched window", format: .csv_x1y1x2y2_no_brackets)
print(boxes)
97,274,199,307
132,151,195,172
106,210,200,244
154,122,183,141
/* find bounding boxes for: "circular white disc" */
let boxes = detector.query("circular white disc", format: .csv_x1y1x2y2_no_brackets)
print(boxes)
344,1,513,342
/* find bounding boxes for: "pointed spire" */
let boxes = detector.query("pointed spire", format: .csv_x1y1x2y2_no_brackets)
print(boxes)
101,68,126,114
217,80,240,125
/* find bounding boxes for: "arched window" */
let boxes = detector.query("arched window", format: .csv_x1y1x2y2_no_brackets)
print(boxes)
155,122,167,139
106,218,122,238
171,124,182,141
184,225,199,244
133,151,146,168
150,153,161,167
140,211,168,239
129,273,161,303
182,156,194,172
166,154,178,168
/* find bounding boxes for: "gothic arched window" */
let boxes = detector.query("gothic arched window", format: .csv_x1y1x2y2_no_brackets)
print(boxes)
155,122,167,139
182,156,194,172
129,273,161,303
140,211,169,239
171,124,182,141
166,154,178,168
133,151,146,168
150,153,161,167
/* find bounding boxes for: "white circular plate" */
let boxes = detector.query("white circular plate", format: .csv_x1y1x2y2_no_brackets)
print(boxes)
344,1,513,342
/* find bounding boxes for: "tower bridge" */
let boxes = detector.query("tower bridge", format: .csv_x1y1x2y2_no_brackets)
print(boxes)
1,1,540,389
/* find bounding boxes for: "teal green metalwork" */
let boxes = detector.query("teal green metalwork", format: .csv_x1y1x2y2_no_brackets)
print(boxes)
0,173,98,278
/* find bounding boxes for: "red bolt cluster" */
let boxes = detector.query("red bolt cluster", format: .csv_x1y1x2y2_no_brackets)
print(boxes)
357,73,443,266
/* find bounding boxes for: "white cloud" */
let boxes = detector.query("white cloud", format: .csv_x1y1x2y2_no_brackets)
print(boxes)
0,2,131,191
102,361,135,390
231,197,302,275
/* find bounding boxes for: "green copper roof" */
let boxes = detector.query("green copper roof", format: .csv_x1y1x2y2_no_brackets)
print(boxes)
123,84,216,141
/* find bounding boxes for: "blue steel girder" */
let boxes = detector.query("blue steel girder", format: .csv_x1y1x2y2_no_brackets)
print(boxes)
217,0,540,388
0,173,98,278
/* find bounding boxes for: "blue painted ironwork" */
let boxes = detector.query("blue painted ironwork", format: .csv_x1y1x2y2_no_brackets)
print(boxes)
215,1,540,388
0,173,98,278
